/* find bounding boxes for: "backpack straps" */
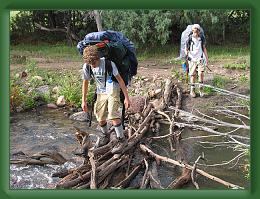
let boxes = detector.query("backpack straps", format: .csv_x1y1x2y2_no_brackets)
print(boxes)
86,64,93,79
104,59,112,88
187,33,205,59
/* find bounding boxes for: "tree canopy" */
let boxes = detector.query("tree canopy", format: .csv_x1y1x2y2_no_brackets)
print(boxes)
10,10,250,46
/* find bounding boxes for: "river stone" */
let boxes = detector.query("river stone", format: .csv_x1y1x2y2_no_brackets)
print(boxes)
32,75,43,81
52,86,60,94
35,85,50,95
47,103,58,109
56,96,66,107
69,111,89,122
16,106,24,113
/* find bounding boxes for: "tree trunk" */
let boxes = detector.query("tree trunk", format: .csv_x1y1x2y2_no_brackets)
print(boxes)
93,10,103,31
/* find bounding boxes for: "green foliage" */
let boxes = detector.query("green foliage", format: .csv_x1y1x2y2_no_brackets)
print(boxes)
58,72,82,107
242,149,250,180
10,84,24,111
171,69,185,82
202,86,214,95
239,74,249,83
223,57,249,70
23,91,38,110
223,63,247,70
25,60,38,74
103,10,173,47
10,10,250,46
10,10,97,44
86,84,96,105
212,75,228,88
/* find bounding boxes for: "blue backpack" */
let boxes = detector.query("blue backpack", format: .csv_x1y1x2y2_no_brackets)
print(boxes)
77,30,138,85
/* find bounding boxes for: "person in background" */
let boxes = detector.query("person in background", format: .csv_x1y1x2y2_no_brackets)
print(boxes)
185,24,209,98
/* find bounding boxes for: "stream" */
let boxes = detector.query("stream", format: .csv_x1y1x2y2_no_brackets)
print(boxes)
10,107,250,189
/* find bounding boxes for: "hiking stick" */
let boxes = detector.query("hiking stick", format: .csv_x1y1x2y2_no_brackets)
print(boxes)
205,64,212,72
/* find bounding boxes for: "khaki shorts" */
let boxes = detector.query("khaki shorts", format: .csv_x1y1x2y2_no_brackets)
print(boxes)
188,60,205,76
94,88,122,122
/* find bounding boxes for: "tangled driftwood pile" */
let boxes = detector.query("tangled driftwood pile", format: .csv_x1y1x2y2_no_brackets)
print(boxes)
50,78,244,189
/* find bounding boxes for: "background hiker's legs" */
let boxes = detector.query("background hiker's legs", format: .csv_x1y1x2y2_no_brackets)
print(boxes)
198,63,205,96
189,61,197,97
198,71,204,83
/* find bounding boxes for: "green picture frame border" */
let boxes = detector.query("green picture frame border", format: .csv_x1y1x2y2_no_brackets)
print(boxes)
1,0,259,198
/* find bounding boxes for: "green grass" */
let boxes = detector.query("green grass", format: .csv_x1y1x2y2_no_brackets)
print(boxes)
10,43,81,62
239,74,249,84
207,45,250,61
137,44,179,60
212,75,229,88
10,43,250,69
223,62,248,70
202,86,214,95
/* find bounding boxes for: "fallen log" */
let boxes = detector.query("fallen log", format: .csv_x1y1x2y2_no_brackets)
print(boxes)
140,144,244,189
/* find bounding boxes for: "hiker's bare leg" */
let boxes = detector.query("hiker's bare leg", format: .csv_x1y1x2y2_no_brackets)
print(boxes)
198,71,204,83
198,71,204,97
190,74,196,97
99,120,107,126
112,118,121,126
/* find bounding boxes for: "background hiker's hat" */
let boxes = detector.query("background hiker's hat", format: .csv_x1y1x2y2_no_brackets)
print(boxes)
192,24,201,31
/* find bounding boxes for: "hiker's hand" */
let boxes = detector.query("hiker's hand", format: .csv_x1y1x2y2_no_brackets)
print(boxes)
124,98,130,109
82,101,88,112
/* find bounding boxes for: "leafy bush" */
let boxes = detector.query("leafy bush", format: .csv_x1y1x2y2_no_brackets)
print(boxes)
223,63,247,70
212,75,228,88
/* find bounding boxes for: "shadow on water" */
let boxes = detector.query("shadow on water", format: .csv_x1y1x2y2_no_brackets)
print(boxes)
10,107,250,189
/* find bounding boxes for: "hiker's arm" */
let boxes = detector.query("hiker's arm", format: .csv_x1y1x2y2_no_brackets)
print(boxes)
82,79,89,112
115,75,130,109
203,45,209,65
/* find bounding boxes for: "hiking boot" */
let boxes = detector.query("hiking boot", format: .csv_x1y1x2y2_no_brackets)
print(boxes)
190,89,196,98
111,137,127,154
98,135,110,147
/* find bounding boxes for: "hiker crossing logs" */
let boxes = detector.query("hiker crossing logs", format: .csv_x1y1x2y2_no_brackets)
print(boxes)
52,78,244,189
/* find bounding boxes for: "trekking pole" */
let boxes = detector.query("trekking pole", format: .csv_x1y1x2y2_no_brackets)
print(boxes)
120,90,125,130
205,64,212,72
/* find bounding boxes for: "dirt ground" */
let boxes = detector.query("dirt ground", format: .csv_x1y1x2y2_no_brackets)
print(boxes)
10,57,250,113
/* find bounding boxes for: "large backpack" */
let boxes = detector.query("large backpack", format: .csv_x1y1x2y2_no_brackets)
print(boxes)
77,30,138,85
179,24,206,59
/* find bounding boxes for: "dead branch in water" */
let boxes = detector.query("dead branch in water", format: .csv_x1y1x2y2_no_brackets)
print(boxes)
140,144,243,189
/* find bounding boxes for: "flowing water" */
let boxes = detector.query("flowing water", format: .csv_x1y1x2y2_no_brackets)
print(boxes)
10,107,250,189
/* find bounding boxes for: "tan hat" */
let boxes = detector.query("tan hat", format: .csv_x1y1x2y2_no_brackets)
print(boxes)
192,24,201,31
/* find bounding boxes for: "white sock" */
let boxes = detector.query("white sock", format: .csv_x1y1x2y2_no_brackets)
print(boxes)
114,123,124,139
